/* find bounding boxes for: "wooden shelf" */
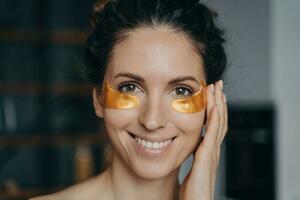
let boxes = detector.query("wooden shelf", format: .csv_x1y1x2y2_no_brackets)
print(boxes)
0,82,92,96
0,29,86,45
0,133,108,148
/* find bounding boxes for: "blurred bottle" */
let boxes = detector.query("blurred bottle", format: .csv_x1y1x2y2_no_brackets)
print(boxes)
4,179,20,196
74,145,93,183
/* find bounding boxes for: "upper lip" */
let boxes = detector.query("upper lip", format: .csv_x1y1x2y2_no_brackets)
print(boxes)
128,132,177,142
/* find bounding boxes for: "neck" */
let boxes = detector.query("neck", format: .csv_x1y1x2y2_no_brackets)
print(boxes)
103,152,180,200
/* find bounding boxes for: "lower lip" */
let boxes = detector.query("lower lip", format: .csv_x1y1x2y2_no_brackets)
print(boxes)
128,133,175,157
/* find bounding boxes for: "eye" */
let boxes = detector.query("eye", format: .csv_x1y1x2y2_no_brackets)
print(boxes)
170,86,194,97
117,82,142,93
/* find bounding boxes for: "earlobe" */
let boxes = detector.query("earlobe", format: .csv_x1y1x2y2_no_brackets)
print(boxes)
92,87,104,118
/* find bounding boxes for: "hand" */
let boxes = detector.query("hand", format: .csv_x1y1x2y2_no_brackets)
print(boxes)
179,80,228,200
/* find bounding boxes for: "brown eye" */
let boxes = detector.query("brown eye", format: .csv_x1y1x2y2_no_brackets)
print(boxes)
118,82,141,93
170,86,193,97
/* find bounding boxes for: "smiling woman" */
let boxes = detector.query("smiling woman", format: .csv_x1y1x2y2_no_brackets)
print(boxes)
97,27,208,181
31,0,227,200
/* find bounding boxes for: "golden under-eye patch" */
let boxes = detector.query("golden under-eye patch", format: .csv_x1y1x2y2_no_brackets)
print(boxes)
102,81,140,109
171,80,206,113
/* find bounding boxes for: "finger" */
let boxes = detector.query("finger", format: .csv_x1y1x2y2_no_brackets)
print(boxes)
193,84,219,162
220,94,228,142
205,84,216,125
194,106,220,165
215,81,225,145
199,105,220,153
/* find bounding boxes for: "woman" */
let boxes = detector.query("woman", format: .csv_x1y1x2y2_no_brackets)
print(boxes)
32,0,227,199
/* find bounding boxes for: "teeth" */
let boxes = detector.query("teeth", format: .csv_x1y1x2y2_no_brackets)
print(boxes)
134,136,173,150
159,142,164,147
152,142,159,149
146,141,152,148
164,140,169,146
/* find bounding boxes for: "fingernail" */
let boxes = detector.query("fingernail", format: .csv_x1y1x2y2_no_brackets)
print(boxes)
223,94,227,103
210,84,215,93
219,80,224,90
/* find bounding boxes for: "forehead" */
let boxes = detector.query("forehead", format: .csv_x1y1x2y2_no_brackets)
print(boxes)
106,27,205,82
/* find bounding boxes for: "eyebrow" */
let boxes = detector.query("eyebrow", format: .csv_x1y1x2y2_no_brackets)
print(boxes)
114,72,145,82
114,72,200,85
168,76,200,85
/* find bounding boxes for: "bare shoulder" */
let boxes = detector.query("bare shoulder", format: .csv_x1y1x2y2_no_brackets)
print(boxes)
29,171,110,200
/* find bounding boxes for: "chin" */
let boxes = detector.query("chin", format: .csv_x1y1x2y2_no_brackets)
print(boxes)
130,159,180,180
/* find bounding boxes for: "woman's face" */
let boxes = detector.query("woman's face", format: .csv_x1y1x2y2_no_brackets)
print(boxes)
93,27,206,179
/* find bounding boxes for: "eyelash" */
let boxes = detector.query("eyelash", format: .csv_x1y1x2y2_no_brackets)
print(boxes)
170,85,194,97
117,82,194,97
117,81,142,93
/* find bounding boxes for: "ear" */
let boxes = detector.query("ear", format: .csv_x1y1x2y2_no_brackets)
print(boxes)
92,87,104,118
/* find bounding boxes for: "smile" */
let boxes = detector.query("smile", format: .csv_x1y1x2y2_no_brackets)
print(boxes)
128,132,176,150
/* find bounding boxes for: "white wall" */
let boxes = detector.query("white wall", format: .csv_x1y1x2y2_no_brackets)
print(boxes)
201,0,272,198
271,0,300,199
204,0,271,103
202,0,300,199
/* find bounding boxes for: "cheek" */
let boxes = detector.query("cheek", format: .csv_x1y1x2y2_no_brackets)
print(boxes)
171,110,205,137
103,109,138,132
170,111,205,161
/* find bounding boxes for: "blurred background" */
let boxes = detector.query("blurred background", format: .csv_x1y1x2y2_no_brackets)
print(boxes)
0,0,299,200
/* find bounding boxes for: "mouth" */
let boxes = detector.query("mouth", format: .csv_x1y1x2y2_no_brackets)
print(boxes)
128,132,177,150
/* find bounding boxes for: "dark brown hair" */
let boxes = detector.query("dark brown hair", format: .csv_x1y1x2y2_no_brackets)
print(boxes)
82,0,226,86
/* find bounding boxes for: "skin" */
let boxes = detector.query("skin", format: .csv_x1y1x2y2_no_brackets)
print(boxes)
30,26,228,200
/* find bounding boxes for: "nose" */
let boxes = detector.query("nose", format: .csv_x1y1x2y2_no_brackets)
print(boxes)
138,94,166,132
